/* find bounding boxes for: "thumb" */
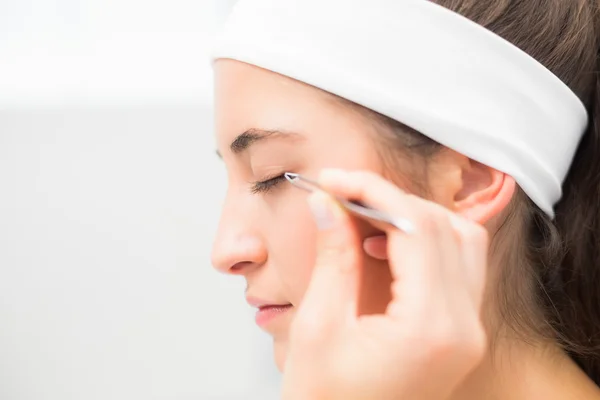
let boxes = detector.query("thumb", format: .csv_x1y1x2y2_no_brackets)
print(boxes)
298,191,363,327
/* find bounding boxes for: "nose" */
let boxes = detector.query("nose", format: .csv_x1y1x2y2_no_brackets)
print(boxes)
211,198,268,275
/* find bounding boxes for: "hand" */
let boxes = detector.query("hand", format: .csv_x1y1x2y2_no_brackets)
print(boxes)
281,169,489,400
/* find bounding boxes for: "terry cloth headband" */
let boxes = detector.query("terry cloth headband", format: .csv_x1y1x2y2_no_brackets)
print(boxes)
211,0,589,218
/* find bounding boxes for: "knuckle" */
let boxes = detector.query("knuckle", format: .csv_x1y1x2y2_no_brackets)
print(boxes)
416,209,443,234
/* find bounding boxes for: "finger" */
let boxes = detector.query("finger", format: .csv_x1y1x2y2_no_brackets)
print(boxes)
384,203,448,321
420,212,468,323
296,190,363,330
319,168,489,371
448,216,489,309
362,229,465,311
363,235,388,260
317,169,447,319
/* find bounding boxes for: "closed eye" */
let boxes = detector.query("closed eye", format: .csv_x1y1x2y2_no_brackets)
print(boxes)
250,174,287,194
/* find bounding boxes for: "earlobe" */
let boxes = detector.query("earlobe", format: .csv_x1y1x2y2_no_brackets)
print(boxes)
454,168,516,224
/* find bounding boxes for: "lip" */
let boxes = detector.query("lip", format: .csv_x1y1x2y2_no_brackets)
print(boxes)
246,296,293,328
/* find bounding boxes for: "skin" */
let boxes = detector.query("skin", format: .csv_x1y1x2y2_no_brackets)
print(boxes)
212,59,600,399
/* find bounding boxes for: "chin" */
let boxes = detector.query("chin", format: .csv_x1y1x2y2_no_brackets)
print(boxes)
273,339,289,372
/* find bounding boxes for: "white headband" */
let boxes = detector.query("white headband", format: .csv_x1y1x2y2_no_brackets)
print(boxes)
212,0,589,217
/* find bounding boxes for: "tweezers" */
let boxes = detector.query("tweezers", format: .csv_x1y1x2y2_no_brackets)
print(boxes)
284,172,414,234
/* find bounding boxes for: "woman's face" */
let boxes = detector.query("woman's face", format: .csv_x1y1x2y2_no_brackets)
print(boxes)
212,60,405,370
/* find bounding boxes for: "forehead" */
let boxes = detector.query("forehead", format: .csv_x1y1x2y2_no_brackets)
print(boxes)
214,59,331,107
213,59,386,173
214,60,343,143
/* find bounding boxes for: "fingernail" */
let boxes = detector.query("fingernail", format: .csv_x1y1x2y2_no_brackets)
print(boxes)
307,191,337,230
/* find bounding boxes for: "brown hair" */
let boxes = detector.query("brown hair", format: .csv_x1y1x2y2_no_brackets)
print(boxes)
355,0,600,385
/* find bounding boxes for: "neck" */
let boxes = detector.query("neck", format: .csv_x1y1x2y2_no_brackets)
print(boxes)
451,339,600,400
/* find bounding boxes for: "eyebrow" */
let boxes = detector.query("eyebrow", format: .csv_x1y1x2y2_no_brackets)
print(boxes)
216,128,304,158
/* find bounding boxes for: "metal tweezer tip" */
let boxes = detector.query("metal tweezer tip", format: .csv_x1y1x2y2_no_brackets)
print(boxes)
283,172,414,234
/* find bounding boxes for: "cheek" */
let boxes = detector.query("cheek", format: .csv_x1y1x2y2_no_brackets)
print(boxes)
269,197,318,306
270,199,393,314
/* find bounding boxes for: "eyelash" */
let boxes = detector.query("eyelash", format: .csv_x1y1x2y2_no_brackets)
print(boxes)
250,173,287,194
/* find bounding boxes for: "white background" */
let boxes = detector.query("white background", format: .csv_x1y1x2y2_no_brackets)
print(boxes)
0,0,281,399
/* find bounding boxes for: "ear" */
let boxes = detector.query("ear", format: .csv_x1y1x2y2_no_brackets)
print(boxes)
426,150,516,224
453,160,516,224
